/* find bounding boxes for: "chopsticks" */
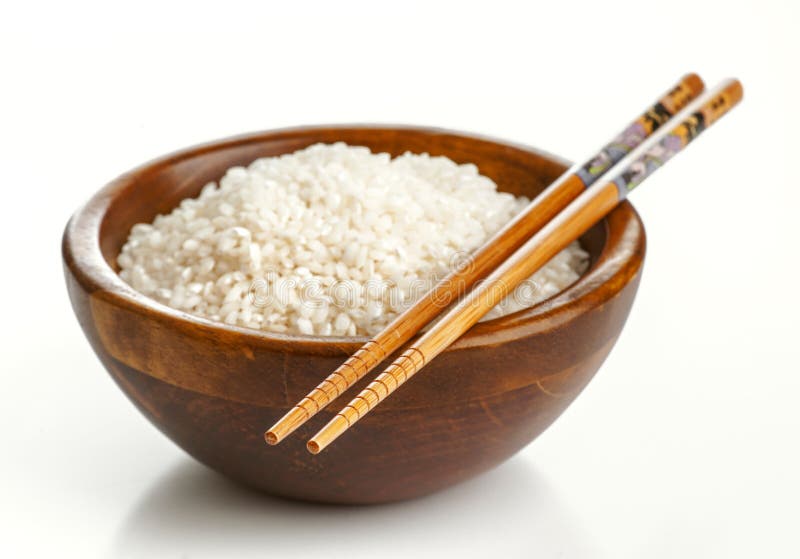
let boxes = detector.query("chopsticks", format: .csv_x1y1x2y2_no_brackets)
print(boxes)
307,78,743,453
265,73,705,446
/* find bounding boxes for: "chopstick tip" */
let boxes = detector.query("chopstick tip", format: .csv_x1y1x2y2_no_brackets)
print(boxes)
264,405,313,445
307,414,350,454
307,440,321,454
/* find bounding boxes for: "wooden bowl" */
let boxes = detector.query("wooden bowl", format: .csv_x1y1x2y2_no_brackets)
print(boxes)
63,126,645,504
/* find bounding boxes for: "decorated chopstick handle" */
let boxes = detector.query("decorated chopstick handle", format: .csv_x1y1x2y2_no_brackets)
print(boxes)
577,73,704,185
613,79,743,198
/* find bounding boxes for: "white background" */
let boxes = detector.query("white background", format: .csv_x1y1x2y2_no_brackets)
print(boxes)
2,1,798,557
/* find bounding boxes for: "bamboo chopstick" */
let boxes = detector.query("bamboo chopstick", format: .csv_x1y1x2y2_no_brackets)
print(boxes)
308,78,743,453
264,74,705,445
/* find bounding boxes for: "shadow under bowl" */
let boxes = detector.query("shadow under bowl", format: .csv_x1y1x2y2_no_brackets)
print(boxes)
63,125,645,504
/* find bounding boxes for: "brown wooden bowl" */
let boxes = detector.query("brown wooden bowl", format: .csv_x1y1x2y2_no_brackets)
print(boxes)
63,125,645,504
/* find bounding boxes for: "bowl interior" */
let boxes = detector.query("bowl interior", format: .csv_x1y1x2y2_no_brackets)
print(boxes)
97,126,607,331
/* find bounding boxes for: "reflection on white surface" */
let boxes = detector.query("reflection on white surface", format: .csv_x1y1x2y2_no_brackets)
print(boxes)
111,457,597,559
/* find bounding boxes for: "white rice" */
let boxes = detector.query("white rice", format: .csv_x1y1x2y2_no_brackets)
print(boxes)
118,143,589,336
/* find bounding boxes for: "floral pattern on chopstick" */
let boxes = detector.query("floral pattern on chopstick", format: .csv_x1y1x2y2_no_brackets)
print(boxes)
577,77,700,185
614,83,739,195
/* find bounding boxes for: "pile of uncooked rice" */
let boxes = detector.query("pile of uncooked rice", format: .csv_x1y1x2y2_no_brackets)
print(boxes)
118,143,589,336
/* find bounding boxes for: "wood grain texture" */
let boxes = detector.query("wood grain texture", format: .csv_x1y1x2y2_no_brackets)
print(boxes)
62,125,645,504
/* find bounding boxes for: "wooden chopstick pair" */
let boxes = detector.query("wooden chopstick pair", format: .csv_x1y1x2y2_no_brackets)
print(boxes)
266,75,742,453
266,73,702,447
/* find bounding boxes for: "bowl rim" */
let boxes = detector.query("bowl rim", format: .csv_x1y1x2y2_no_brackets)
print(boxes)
62,124,645,354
